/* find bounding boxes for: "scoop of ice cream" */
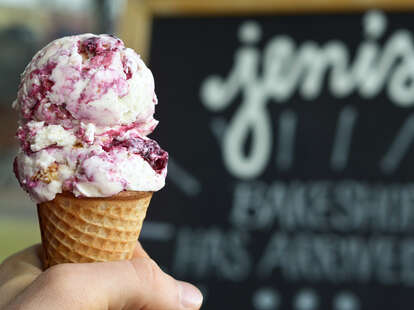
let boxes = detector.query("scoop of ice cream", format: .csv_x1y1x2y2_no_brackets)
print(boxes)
13,34,168,203
13,33,158,133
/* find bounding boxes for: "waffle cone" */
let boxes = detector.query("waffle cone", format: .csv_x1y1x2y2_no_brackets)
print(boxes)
37,191,153,269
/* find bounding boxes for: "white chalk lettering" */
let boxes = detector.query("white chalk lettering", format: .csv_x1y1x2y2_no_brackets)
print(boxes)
201,11,414,179
230,180,414,232
172,227,251,281
257,233,405,285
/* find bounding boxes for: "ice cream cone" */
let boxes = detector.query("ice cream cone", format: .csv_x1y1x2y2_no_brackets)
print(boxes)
37,191,153,269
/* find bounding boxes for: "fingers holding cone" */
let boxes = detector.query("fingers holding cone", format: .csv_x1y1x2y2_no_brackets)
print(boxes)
133,241,150,259
4,241,203,310
0,245,43,309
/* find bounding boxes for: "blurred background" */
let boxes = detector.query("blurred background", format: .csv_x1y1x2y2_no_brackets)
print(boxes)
2,0,414,309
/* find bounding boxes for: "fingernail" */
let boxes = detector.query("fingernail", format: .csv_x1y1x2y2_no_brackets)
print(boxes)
178,281,203,309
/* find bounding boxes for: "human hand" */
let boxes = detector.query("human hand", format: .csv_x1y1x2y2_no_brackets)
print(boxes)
0,243,203,310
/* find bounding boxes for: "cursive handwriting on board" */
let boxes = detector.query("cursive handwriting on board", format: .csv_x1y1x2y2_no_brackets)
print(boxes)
200,11,414,179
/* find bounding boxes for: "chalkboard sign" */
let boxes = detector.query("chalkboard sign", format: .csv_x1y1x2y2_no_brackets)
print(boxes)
121,1,414,309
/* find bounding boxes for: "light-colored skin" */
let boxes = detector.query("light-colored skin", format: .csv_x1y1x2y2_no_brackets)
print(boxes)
0,243,203,310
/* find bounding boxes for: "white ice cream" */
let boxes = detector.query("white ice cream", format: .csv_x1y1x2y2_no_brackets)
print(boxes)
13,34,168,203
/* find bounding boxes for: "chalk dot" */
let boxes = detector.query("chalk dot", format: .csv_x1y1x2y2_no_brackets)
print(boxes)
239,21,262,44
333,292,360,310
364,10,387,39
294,289,319,310
252,287,281,310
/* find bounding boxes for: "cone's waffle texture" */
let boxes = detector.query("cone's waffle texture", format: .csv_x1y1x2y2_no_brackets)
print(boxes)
37,191,153,269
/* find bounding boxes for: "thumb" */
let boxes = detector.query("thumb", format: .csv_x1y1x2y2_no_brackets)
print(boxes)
8,257,203,310
102,257,203,310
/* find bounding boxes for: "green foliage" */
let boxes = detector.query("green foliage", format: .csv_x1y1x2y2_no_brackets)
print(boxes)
0,218,40,262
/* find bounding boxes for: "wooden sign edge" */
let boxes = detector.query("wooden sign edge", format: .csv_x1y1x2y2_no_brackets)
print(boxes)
118,0,414,60
140,0,414,15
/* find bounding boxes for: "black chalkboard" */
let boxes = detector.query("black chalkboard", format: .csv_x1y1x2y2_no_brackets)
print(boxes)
142,10,414,310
